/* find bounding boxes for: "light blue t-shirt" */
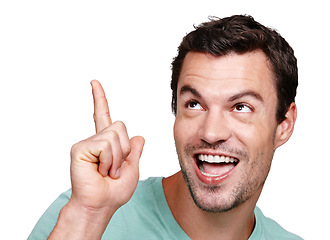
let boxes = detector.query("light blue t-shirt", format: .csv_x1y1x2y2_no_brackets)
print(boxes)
28,177,302,239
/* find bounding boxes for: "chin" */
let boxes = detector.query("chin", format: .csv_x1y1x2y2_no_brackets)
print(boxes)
176,141,270,213
180,160,259,213
184,171,246,213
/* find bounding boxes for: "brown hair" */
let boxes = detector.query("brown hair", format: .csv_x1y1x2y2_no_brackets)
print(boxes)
171,15,298,123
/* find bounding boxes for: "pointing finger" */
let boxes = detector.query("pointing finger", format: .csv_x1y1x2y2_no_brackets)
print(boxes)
91,80,112,133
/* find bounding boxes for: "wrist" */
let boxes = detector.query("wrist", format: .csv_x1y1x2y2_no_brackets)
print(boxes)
49,200,115,240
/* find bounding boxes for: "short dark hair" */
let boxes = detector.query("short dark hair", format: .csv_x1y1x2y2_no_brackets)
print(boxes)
171,15,298,123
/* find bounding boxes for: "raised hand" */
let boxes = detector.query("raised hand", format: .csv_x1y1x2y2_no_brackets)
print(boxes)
49,80,145,239
69,80,145,211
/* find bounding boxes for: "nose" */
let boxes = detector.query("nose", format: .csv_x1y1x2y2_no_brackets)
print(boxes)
198,110,231,145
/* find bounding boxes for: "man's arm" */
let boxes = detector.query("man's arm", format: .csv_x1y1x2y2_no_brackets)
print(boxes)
48,80,145,240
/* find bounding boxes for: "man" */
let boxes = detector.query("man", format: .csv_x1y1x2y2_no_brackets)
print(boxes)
29,15,302,239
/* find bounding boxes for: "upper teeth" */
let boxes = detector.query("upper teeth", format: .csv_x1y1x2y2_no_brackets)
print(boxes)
198,154,238,163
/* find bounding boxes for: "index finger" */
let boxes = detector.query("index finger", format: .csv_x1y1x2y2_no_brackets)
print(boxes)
91,80,112,133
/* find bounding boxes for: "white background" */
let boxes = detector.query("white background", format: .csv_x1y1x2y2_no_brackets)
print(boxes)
1,1,329,239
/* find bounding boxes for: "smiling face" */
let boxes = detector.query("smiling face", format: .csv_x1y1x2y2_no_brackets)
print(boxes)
173,51,288,212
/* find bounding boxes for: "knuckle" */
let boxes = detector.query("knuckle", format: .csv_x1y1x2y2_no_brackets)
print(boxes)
122,143,131,157
107,129,120,141
93,111,110,122
70,144,77,156
99,138,112,151
113,120,127,131
95,111,110,119
71,141,82,155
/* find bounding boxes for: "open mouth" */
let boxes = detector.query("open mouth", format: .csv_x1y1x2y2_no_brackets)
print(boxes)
195,154,239,178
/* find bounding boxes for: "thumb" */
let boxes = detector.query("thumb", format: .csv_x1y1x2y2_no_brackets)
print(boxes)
126,136,145,165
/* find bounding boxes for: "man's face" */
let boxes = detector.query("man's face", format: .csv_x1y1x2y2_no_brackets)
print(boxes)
174,51,283,212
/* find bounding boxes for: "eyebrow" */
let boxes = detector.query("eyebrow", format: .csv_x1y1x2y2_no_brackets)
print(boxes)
179,85,264,103
179,85,201,98
228,90,264,103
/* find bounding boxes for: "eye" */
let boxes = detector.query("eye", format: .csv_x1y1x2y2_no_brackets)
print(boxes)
233,103,253,113
186,100,203,110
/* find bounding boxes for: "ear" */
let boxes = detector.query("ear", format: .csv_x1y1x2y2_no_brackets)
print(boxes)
274,103,297,149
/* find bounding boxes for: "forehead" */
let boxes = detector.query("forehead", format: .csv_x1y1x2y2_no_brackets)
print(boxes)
178,51,276,100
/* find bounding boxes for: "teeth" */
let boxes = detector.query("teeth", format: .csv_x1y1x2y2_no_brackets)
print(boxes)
198,154,237,163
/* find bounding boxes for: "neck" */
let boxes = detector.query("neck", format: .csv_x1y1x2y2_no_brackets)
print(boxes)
163,172,260,240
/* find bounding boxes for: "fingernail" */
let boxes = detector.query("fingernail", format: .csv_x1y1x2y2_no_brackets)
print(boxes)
115,168,120,178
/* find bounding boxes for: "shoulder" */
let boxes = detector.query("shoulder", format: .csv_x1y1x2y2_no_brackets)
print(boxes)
252,206,303,240
28,189,72,239
105,177,189,239
104,177,168,238
111,177,164,217
133,177,164,200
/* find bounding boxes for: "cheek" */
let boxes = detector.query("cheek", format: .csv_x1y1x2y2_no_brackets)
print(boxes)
173,119,190,167
174,116,198,144
173,118,186,153
235,125,276,184
234,111,277,143
233,120,277,165
173,118,182,143
249,147,274,186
